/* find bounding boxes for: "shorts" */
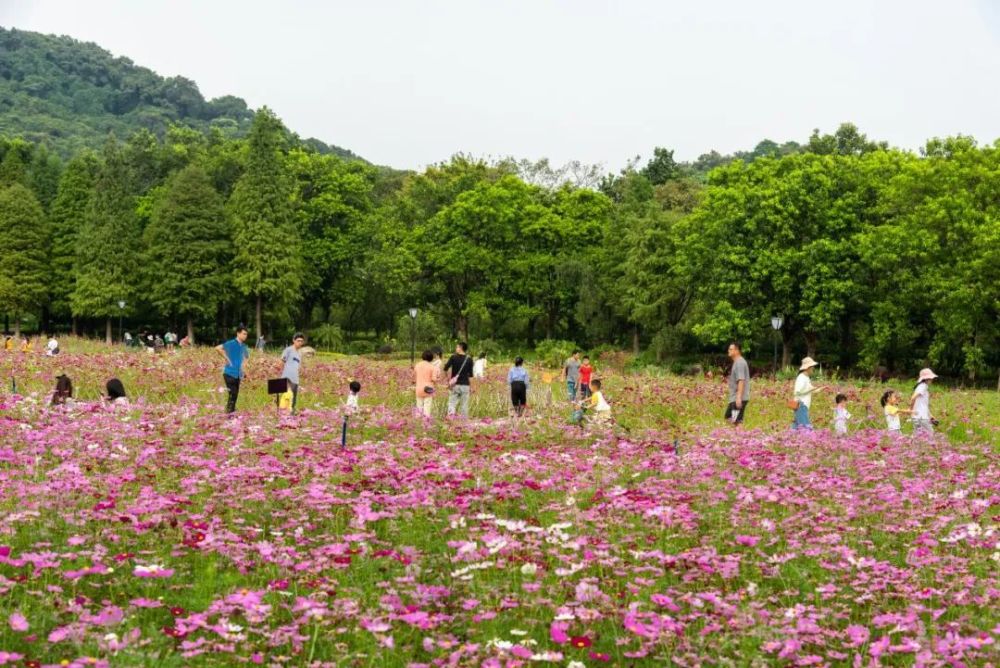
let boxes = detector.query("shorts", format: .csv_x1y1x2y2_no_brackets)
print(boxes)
724,400,748,424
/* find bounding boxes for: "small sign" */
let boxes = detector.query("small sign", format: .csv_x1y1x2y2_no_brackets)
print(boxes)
267,378,289,395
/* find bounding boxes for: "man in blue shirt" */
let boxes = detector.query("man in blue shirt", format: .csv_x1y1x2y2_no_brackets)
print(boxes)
216,325,249,413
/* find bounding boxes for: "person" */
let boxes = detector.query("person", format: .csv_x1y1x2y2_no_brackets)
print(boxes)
179,335,190,348
578,355,594,399
414,350,439,418
21,337,32,353
45,336,59,356
104,378,129,407
582,378,612,425
473,354,487,380
563,350,581,401
281,333,306,414
444,341,474,418
507,357,530,417
164,331,176,350
216,326,249,414
256,335,266,353
833,393,851,436
880,390,911,434
346,380,361,413
124,332,133,347
430,346,444,376
154,334,165,352
4,336,12,351
724,342,750,426
910,368,937,434
792,357,826,429
51,374,73,406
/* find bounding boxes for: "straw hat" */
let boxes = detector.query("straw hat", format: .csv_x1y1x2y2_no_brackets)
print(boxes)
917,368,938,382
799,357,819,371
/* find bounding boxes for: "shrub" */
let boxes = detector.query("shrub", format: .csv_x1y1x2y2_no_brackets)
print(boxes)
534,339,578,369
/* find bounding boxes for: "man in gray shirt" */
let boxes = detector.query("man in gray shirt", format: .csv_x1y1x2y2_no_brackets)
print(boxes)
563,350,581,401
281,333,306,414
725,341,750,426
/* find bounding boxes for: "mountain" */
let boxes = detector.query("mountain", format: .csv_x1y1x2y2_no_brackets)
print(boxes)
0,27,361,160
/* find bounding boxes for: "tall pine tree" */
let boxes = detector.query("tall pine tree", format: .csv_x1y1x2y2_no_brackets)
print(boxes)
229,108,302,337
144,164,232,344
72,138,141,344
0,184,50,336
49,153,98,332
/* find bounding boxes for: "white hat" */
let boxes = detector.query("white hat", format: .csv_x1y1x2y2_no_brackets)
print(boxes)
918,368,938,382
799,357,819,371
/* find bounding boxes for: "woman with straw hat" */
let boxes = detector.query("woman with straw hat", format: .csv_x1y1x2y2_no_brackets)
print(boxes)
791,357,827,430
910,368,937,435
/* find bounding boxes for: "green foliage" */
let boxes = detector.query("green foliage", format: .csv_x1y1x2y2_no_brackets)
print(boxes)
71,137,142,319
309,323,344,351
48,153,98,318
0,27,360,161
229,109,303,330
143,164,232,328
533,339,579,368
0,183,50,316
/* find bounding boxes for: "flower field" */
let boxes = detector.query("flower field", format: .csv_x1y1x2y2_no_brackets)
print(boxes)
0,344,998,667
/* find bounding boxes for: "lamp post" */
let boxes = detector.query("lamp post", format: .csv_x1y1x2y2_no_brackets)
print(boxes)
770,315,783,374
117,300,126,345
408,308,418,366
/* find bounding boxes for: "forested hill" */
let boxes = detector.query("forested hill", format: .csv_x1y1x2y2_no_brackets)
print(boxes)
0,27,361,160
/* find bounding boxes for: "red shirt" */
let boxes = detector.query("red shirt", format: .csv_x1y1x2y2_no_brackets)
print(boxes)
579,364,593,384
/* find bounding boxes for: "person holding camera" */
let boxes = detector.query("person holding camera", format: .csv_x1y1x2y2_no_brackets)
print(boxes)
414,349,440,418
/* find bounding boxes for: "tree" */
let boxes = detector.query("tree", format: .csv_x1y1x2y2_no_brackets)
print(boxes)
49,153,98,330
144,164,232,343
229,108,302,337
72,137,142,344
0,184,50,336
641,147,680,185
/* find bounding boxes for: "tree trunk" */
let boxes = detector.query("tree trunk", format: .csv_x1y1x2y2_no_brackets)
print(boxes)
187,316,195,345
13,313,20,339
804,331,818,360
71,316,78,337
632,324,640,355
255,295,263,341
105,318,113,345
456,315,468,342
781,329,793,369
3,313,8,333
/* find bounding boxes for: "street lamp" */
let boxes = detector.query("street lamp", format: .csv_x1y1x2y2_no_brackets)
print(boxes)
408,308,418,366
117,300,126,345
770,315,783,374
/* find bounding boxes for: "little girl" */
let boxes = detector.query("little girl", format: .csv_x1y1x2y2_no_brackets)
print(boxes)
880,390,911,434
832,393,850,436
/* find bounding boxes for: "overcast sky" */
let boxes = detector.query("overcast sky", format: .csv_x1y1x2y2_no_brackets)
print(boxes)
4,0,1000,170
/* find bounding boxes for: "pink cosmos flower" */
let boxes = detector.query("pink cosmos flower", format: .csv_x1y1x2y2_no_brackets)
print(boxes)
8,612,28,632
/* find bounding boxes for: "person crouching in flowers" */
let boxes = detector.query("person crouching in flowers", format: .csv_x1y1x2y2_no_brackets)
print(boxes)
880,389,910,434
832,393,850,436
579,378,612,425
51,374,73,407
104,378,129,408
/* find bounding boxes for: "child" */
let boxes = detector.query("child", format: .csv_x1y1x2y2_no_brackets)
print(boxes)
832,393,850,436
582,378,612,425
346,380,361,413
473,354,487,379
51,374,73,407
880,390,911,434
910,368,937,435
104,378,129,408
579,356,594,399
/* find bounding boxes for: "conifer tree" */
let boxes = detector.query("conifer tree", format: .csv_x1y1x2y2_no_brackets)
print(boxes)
49,153,98,331
71,138,141,344
229,108,302,337
144,164,231,344
0,184,50,336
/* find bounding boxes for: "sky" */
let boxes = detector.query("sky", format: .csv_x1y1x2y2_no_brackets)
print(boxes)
4,0,1000,170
